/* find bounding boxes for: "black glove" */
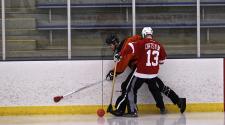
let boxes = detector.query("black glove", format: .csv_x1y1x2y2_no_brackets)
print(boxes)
114,53,121,62
106,70,114,80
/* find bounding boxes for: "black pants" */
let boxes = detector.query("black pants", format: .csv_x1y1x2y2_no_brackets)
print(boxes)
115,73,180,113
127,76,165,113
115,73,165,113
114,69,135,113
155,77,180,105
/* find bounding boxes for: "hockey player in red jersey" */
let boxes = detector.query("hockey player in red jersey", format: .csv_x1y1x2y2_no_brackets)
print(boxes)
105,34,142,116
117,27,186,117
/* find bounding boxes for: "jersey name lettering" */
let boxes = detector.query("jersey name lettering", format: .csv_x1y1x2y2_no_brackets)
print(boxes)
145,43,160,51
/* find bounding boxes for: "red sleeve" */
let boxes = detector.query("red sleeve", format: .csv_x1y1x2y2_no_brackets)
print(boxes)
159,44,167,64
115,54,134,73
120,35,141,56
114,35,141,73
120,42,134,58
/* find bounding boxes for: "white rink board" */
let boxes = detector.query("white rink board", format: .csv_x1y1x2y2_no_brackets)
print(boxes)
0,59,223,106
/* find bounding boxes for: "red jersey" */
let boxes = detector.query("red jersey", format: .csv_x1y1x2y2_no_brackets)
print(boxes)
113,35,142,74
120,37,167,78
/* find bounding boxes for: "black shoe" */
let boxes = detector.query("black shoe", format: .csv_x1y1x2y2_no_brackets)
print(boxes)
107,104,113,113
110,110,123,116
123,112,138,117
178,98,186,113
160,108,167,114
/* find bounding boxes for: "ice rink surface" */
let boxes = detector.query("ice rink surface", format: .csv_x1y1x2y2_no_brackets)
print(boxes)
0,112,224,125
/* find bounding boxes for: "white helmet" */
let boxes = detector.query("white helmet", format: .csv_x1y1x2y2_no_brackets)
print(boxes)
142,27,153,38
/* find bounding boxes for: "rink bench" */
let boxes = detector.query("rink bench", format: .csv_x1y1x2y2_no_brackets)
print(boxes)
36,23,225,45
36,2,225,9
36,1,225,30
36,23,225,30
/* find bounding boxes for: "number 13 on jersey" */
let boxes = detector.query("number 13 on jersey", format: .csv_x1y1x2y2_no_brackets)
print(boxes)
146,50,159,67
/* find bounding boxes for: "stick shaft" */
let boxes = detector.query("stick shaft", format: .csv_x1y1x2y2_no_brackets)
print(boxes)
63,80,106,97
109,62,117,104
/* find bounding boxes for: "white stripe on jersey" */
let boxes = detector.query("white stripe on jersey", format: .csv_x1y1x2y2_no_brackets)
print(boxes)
134,72,157,79
128,43,135,53
159,59,165,64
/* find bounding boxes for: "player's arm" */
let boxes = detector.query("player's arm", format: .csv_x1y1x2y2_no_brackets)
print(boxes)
106,53,133,80
120,42,135,57
116,54,134,73
159,44,167,64
106,46,135,80
118,34,141,59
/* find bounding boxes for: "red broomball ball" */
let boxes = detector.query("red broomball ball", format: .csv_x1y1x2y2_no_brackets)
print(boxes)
97,108,105,117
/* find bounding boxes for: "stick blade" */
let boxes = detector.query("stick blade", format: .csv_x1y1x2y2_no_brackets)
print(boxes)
107,104,113,113
53,96,63,103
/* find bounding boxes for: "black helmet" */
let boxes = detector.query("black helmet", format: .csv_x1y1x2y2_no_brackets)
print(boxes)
105,34,119,45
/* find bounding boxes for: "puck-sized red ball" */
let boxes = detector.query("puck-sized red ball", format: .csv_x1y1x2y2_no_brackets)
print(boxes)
97,108,105,117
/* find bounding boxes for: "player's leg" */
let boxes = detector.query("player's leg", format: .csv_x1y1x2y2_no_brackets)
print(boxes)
110,70,135,116
147,78,166,114
155,77,179,104
155,77,186,113
108,81,127,116
109,95,127,116
123,69,136,113
125,77,144,117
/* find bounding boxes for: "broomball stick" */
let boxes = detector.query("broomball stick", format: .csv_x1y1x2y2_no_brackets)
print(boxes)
53,80,105,103
107,62,117,112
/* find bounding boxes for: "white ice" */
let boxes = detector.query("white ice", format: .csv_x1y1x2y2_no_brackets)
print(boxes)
0,112,224,125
